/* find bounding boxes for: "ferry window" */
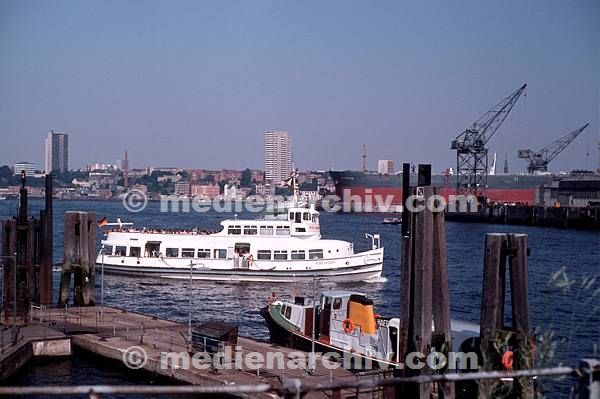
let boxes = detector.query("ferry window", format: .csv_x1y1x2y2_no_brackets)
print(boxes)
311,214,319,223
129,247,141,257
295,213,302,223
309,249,323,259
288,212,294,221
197,249,210,258
273,250,288,260
291,250,305,260
333,298,342,310
285,306,292,319
166,248,179,257
276,226,290,236
303,212,310,221
103,245,113,255
214,249,227,259
257,250,272,260
181,248,195,258
259,226,274,235
244,225,257,235
228,225,241,235
115,246,127,256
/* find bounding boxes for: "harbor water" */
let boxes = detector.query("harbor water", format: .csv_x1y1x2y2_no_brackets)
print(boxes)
0,199,598,395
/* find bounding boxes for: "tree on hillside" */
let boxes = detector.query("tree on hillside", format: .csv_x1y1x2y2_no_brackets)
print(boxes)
241,169,252,187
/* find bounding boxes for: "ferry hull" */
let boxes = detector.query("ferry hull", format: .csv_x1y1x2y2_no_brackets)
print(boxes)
95,250,383,283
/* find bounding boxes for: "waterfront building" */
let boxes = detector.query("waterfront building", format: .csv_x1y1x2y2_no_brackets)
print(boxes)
251,169,264,183
131,184,148,195
89,171,117,186
255,183,268,196
44,130,69,173
87,163,119,172
157,174,179,183
265,131,292,185
13,161,36,176
377,160,394,175
190,183,220,199
174,180,191,196
535,173,600,207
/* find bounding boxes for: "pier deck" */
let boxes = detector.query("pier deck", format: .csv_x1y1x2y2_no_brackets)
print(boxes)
19,305,391,398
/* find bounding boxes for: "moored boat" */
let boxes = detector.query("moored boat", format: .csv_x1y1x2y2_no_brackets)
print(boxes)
261,290,480,368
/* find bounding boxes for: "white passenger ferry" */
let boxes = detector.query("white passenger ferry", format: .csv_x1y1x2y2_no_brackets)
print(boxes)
96,203,384,283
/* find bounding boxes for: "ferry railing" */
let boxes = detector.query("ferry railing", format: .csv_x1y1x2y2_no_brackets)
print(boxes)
0,360,598,398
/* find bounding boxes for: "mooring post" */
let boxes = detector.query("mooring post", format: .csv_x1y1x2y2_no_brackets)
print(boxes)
398,165,454,398
480,233,533,398
432,187,454,398
411,185,434,398
39,174,53,305
60,212,97,306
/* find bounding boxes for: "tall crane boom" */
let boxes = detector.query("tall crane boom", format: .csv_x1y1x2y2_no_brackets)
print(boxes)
518,123,589,174
451,84,527,198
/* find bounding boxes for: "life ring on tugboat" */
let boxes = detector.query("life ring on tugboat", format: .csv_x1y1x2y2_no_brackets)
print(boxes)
343,319,354,334
502,350,514,370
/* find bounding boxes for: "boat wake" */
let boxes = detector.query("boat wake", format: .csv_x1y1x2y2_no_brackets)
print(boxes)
364,276,388,284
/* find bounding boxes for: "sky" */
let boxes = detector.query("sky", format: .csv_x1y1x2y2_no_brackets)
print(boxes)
1,0,598,173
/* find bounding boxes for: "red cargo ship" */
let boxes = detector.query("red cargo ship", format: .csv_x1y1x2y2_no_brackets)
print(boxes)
329,170,554,212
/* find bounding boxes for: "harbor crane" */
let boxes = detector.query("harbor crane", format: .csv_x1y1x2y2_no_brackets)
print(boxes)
451,84,527,198
518,123,589,174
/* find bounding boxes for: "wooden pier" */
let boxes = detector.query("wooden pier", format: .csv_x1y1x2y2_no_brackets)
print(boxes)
20,304,391,398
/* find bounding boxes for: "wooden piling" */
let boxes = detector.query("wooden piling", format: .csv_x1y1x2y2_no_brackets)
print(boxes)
399,167,454,398
411,186,434,398
1,174,52,323
59,212,97,306
480,233,533,399
431,187,454,398
39,174,53,305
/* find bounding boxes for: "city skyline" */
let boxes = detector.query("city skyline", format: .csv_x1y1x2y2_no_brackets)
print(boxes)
0,1,598,173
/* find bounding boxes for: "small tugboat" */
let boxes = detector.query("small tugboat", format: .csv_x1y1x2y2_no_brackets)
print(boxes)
96,175,384,283
261,290,480,368
381,217,401,225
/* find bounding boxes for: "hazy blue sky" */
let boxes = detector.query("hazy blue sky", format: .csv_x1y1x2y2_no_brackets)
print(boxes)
1,0,598,173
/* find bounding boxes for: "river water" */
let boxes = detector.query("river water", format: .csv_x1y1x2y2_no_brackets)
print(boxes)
0,199,598,396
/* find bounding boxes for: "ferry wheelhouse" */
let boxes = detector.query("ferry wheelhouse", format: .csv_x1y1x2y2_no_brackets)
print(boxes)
96,204,384,283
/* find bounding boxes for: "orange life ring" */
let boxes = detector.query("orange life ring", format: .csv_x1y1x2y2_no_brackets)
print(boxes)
502,350,514,370
343,319,354,334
